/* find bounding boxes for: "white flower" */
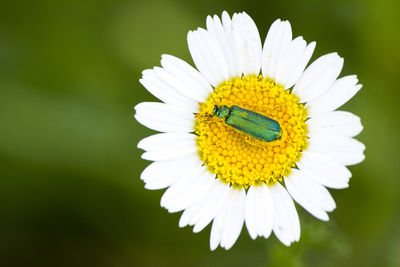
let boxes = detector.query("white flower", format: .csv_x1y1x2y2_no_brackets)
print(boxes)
135,11,365,250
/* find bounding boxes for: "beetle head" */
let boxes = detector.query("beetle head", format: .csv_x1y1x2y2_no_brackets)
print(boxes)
212,105,230,118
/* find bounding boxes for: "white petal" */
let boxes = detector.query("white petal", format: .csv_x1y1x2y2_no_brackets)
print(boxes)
140,152,202,190
270,183,300,246
308,135,366,166
161,167,215,213
262,19,292,81
221,11,235,51
307,111,363,137
261,19,280,77
178,197,203,228
231,12,262,76
210,187,246,250
287,170,336,212
161,54,212,93
187,31,218,87
274,36,305,86
179,179,230,232
160,166,205,210
283,41,316,89
192,180,230,233
138,132,195,151
138,132,197,161
187,28,229,87
206,14,240,78
306,75,362,116
141,69,198,111
285,178,328,222
244,186,259,240
245,184,274,239
200,28,230,82
134,102,194,133
135,102,194,121
297,151,351,189
285,170,335,221
152,66,205,103
161,54,212,97
292,53,344,103
140,147,196,161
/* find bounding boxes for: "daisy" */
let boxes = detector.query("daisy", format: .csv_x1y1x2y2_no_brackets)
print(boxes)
135,11,365,250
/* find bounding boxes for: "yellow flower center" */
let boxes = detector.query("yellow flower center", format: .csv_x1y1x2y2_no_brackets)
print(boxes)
195,75,308,188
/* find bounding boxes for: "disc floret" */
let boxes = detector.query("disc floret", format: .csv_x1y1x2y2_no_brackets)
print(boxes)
195,75,308,188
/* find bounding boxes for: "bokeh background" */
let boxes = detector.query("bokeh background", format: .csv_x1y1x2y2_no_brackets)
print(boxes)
0,0,399,266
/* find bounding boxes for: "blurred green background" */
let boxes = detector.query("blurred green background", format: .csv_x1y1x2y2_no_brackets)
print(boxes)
0,0,399,266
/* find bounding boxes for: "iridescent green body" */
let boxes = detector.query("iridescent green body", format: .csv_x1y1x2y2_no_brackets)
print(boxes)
211,105,282,142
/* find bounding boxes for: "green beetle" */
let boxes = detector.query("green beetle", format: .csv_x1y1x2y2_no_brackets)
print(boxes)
210,105,282,142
